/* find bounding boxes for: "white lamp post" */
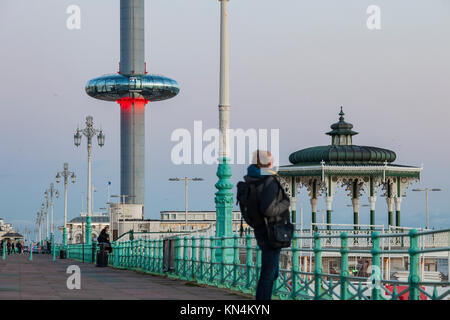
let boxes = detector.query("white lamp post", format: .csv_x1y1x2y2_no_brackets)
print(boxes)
74,116,105,245
169,177,204,230
44,192,49,240
46,183,59,245
412,188,442,230
56,163,76,248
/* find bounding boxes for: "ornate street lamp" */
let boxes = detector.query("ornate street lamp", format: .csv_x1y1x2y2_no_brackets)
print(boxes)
56,163,76,248
36,209,44,244
44,191,50,241
46,183,59,246
74,116,105,245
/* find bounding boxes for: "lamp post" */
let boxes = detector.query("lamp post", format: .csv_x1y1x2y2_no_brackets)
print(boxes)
169,177,204,230
56,163,76,248
44,192,49,241
36,212,43,244
215,0,234,266
412,188,442,230
46,183,59,246
74,115,105,245
37,204,44,245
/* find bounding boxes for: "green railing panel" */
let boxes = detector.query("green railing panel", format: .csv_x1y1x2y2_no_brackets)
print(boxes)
63,228,450,300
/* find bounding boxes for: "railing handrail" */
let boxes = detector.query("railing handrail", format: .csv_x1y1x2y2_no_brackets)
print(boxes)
64,227,450,300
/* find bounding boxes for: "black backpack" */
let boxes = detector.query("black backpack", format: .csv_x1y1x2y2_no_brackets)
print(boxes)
236,180,266,231
237,176,294,248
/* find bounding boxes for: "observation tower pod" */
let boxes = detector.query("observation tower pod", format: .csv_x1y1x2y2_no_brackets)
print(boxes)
85,0,180,214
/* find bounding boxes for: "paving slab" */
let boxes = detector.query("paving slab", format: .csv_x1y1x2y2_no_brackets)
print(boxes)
0,254,250,300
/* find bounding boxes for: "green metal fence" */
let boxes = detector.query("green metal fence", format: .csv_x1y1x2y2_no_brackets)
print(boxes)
65,228,450,300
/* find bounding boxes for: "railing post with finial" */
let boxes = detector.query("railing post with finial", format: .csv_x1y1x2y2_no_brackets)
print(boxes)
291,235,300,299
245,234,254,294
340,232,350,300
183,236,188,280
371,231,382,300
408,229,421,300
199,236,205,282
232,234,239,288
191,236,197,280
209,236,216,285
158,239,163,274
313,233,322,300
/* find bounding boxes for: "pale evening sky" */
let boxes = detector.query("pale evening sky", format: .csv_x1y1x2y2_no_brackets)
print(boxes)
0,0,449,238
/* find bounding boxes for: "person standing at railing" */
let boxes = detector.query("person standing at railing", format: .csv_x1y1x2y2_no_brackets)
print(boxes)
46,240,51,254
98,226,112,253
237,150,293,300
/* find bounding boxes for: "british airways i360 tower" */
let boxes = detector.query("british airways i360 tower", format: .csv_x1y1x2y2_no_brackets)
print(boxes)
86,0,179,214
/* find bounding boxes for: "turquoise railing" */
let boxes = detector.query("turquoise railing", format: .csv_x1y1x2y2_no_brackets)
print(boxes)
66,243,98,264
64,228,450,300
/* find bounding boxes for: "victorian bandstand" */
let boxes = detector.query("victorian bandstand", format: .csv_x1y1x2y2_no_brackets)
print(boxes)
278,108,422,232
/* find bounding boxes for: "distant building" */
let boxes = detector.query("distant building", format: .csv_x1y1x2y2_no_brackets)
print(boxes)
158,211,245,233
1,232,24,242
63,209,247,243
0,218,23,242
63,213,109,244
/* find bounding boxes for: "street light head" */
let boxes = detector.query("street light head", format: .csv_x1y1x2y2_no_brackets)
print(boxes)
169,178,180,181
86,115,94,127
56,173,61,183
97,130,105,147
431,188,442,192
71,173,76,184
192,178,204,181
74,129,82,147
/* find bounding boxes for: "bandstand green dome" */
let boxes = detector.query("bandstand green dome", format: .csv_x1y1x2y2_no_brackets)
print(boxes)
289,107,397,165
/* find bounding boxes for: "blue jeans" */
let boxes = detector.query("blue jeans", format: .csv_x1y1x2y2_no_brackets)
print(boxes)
256,245,281,300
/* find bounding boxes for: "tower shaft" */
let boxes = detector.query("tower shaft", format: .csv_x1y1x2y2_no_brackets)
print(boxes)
120,0,145,76
119,98,147,206
120,0,146,207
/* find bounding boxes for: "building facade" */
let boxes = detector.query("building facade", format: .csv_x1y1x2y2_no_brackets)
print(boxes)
0,218,23,242
64,210,246,243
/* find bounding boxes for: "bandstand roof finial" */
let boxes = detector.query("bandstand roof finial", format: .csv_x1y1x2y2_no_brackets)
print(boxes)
339,106,345,121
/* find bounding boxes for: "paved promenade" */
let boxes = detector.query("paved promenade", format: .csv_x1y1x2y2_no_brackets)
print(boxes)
0,254,250,300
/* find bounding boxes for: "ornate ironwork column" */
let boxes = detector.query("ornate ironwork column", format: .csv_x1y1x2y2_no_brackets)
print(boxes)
215,0,233,264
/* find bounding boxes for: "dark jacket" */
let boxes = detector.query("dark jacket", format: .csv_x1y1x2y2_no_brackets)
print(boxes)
98,229,110,244
244,165,290,247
